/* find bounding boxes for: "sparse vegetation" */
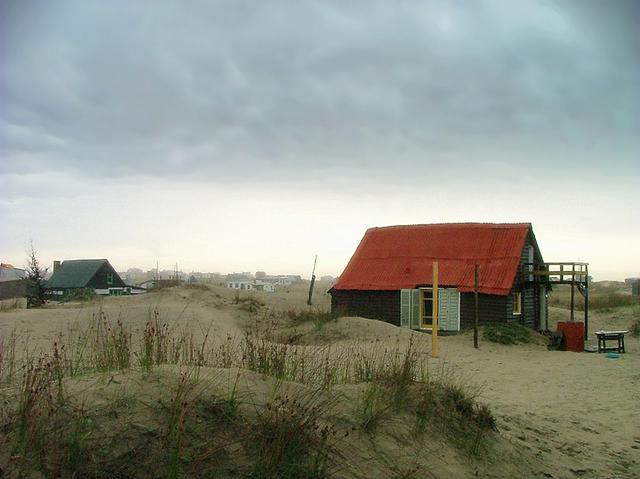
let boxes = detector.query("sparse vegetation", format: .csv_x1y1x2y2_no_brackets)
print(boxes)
0,303,497,477
250,391,339,479
411,379,497,456
285,308,339,330
356,380,391,433
234,293,265,313
549,282,638,310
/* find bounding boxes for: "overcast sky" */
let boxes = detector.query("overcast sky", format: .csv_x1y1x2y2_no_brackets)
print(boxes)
1,0,638,280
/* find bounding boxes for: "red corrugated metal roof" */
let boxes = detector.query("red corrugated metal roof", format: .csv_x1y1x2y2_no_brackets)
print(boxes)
333,223,532,296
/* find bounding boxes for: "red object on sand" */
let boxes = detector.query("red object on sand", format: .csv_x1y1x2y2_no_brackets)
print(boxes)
557,322,585,352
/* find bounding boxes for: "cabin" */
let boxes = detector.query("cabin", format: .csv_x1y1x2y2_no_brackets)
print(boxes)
46,259,129,298
330,223,588,332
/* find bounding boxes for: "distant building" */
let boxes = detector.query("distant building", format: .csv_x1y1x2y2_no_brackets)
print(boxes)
227,280,276,292
46,259,132,298
226,272,254,282
265,275,292,286
632,280,640,297
0,263,26,282
255,271,266,279
625,277,640,286
0,263,27,300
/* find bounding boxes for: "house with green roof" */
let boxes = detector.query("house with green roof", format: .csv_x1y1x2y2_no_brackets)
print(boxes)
46,259,129,299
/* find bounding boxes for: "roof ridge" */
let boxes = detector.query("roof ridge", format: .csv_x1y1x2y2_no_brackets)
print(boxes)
368,223,531,231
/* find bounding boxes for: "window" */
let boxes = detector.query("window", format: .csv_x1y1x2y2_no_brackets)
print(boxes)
513,292,522,315
421,289,433,327
106,273,113,285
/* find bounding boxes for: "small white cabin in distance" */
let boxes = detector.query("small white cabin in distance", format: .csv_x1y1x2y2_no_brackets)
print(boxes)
227,280,276,293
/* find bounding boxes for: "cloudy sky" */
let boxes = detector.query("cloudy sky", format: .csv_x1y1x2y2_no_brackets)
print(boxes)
1,0,638,279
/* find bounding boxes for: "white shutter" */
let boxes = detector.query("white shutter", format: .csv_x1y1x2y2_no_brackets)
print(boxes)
410,289,421,329
400,289,411,328
438,289,460,331
401,289,422,329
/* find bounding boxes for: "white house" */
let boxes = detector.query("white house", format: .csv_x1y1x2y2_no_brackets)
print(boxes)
0,264,26,282
227,280,276,292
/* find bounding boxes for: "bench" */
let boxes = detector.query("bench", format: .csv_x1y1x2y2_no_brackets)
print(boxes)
594,330,628,354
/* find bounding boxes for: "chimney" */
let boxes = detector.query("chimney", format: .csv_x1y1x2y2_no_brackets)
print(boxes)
53,260,61,273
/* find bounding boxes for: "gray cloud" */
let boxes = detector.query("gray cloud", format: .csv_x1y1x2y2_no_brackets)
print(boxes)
1,0,638,180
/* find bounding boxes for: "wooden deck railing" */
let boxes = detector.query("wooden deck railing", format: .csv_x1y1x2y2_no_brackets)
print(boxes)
521,262,589,284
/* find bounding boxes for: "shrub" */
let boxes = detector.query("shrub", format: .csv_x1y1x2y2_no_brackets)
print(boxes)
483,323,532,345
234,295,265,313
62,287,96,302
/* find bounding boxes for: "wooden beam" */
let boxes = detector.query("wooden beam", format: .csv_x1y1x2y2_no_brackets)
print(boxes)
432,262,439,359
531,270,588,276
474,264,479,349
570,275,575,322
584,264,589,340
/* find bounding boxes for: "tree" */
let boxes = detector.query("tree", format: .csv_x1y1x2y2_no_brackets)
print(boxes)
26,240,48,308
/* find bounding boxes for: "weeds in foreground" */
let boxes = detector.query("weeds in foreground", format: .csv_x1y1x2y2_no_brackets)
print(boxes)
92,311,132,371
0,330,17,383
0,302,498,476
356,381,392,433
251,390,339,479
13,357,59,456
412,380,496,455
163,369,198,479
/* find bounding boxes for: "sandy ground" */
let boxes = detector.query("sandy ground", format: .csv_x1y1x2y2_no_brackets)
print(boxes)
1,284,638,478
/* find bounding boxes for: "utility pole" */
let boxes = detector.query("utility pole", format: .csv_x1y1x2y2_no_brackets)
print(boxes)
307,255,318,306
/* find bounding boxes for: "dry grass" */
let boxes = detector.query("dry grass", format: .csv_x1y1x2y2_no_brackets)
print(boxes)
0,297,26,312
549,282,638,311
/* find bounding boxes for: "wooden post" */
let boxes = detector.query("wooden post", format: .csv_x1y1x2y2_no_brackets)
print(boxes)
307,255,318,306
432,261,439,358
570,271,575,322
474,264,479,349
584,264,589,340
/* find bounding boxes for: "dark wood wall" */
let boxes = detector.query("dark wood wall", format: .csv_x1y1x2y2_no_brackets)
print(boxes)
330,290,401,326
332,289,511,330
509,231,547,329
459,293,508,329
89,263,127,289
0,279,28,300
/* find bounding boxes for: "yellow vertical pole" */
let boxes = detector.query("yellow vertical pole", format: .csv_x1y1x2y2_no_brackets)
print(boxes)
432,261,439,358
